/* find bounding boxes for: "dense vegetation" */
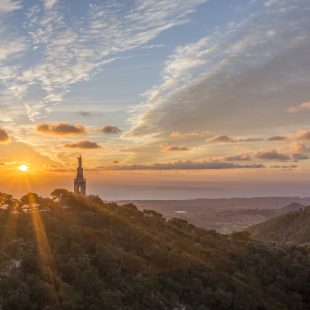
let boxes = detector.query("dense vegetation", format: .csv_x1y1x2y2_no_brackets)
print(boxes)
0,190,310,310
248,206,310,245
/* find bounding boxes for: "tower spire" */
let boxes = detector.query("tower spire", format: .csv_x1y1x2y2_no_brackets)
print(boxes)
74,155,86,195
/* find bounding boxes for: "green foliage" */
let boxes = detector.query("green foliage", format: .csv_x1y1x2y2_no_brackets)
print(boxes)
20,192,40,205
0,191,309,309
249,206,310,245
231,231,251,241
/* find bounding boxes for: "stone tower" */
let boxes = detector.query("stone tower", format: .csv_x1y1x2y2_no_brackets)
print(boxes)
74,155,86,196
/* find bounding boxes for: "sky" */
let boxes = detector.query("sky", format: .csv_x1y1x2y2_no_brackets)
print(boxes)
0,0,310,200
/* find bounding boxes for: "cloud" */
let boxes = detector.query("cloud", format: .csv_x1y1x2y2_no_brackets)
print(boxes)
267,130,310,143
287,101,310,112
64,140,100,149
201,153,252,162
264,0,281,7
291,153,308,161
0,38,26,61
6,0,207,120
268,136,288,141
255,141,310,162
237,138,264,142
270,164,297,169
127,0,310,139
79,112,91,117
224,154,251,161
78,111,96,117
44,0,58,10
293,129,310,141
0,128,10,143
288,142,307,154
206,135,236,143
167,146,190,151
255,149,290,161
100,125,122,134
170,133,262,144
36,123,86,136
100,160,265,170
0,0,21,13
170,130,208,138
158,143,190,151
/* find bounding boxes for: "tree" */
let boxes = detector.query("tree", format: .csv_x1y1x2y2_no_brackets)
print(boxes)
231,231,251,241
50,189,70,201
20,192,40,206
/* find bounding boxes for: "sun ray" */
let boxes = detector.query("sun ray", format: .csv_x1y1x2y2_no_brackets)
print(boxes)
26,194,60,306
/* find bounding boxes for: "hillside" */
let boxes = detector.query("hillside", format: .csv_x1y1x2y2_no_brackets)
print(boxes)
0,191,309,309
248,206,310,245
280,202,305,213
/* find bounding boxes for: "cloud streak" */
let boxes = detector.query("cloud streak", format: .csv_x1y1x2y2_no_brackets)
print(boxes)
100,160,265,171
268,136,287,141
64,140,100,149
127,0,310,139
0,0,21,14
1,0,207,121
36,123,86,136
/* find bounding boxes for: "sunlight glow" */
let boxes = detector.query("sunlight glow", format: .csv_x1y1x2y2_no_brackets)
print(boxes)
19,165,29,172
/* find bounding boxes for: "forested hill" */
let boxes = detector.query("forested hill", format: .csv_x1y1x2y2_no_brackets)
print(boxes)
0,190,310,310
248,206,310,245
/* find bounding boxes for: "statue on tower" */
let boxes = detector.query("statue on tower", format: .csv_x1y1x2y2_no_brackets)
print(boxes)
77,155,82,167
74,155,86,196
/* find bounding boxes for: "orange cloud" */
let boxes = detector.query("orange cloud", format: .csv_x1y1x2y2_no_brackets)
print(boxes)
268,136,287,141
293,129,310,141
64,140,101,149
36,123,86,136
206,135,236,143
288,142,307,154
224,154,251,161
158,143,190,151
287,101,310,112
100,125,121,134
267,129,310,143
255,149,290,161
0,128,10,144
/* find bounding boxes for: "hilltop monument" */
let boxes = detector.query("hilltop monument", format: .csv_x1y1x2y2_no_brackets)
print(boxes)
74,155,86,196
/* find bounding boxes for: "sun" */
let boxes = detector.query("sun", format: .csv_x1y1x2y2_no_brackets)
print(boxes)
19,165,29,172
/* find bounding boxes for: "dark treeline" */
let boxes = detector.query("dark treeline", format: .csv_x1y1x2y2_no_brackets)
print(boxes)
0,190,309,309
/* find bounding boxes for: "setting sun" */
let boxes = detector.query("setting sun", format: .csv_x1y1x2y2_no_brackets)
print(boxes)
19,165,29,172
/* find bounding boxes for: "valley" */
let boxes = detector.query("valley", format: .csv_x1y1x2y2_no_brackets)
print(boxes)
120,197,310,233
